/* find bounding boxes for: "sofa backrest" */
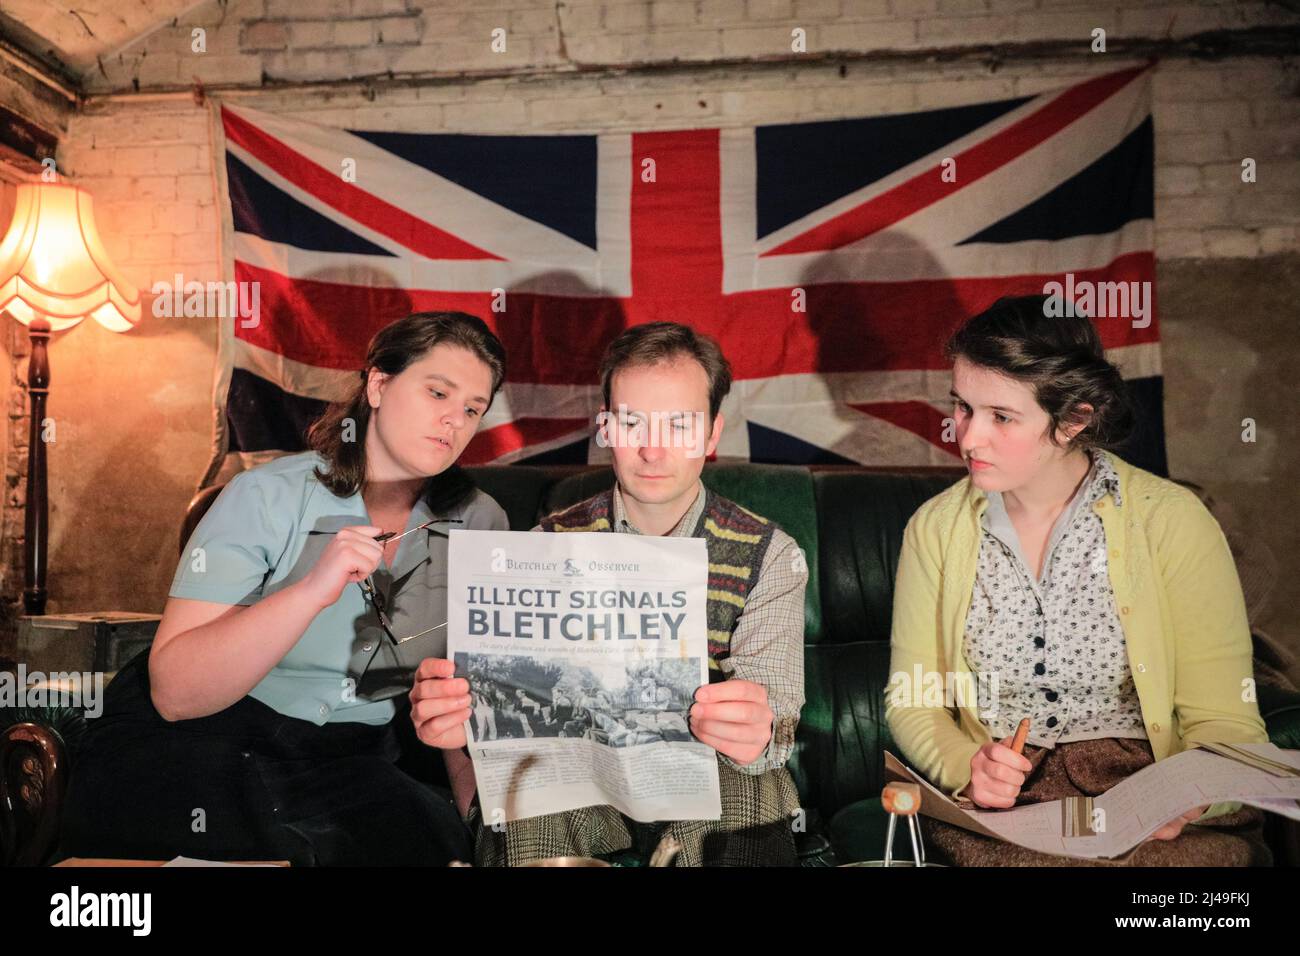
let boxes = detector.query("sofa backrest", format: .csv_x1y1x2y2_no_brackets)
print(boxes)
796,469,962,819
811,469,963,646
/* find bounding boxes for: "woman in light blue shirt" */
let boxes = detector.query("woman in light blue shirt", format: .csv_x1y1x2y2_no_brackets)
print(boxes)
60,312,509,865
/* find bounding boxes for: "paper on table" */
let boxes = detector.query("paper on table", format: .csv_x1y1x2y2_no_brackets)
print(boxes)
885,743,1300,860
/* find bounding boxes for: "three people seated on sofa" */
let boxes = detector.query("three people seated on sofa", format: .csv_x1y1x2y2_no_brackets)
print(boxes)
60,297,1267,866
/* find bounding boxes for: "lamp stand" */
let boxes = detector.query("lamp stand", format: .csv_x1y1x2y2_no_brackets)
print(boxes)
23,315,49,615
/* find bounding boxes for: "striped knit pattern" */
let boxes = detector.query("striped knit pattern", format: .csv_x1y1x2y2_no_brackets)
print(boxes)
538,487,778,673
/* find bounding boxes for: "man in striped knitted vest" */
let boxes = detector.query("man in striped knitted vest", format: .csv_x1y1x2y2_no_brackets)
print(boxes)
471,321,807,866
538,485,779,677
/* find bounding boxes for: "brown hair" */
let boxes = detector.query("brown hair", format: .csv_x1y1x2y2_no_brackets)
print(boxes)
944,294,1135,453
599,321,732,421
306,311,506,508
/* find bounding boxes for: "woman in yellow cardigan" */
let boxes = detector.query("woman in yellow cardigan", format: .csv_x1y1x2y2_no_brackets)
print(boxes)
886,294,1270,866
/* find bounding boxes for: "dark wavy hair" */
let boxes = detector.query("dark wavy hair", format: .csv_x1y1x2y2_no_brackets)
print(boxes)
306,311,506,511
944,294,1135,453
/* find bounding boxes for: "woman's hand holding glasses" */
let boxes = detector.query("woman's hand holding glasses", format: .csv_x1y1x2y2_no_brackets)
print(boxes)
302,524,386,612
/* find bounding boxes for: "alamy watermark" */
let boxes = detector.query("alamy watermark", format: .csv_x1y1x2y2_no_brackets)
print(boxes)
1041,273,1151,328
595,404,710,459
0,664,104,718
886,665,1001,720
150,274,261,328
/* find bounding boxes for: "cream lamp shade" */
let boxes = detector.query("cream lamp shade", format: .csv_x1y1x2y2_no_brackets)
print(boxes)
0,182,141,331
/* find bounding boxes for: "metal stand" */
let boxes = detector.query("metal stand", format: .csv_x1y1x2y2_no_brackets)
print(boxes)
882,782,926,867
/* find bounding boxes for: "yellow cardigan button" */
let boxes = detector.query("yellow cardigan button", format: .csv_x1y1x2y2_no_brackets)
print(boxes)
1152,723,1162,733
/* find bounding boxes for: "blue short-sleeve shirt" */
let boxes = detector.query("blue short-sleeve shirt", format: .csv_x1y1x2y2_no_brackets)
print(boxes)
169,450,508,725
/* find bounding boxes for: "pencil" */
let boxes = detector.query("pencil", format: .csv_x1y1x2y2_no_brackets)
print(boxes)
1010,717,1030,755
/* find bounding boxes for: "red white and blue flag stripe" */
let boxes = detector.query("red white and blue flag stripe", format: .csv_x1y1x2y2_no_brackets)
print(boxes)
208,64,1163,480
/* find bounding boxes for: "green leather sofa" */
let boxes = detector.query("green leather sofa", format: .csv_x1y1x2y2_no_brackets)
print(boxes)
465,463,1300,868
462,462,1300,866
5,461,1299,866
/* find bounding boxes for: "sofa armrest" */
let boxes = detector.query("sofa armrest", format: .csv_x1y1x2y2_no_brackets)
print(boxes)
1259,683,1300,751
1,721,68,866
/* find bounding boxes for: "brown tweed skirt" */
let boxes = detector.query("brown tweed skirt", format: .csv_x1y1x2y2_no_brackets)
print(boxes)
472,759,801,866
921,737,1271,867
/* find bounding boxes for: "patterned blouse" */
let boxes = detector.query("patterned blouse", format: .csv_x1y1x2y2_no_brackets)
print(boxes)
962,449,1149,748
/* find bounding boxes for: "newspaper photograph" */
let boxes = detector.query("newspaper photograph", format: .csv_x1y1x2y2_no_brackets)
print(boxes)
447,528,722,825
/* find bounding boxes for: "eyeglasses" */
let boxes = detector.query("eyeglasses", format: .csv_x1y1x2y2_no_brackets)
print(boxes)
356,517,463,646
358,577,447,646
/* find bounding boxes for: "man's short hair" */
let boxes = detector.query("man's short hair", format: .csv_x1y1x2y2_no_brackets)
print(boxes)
599,321,733,420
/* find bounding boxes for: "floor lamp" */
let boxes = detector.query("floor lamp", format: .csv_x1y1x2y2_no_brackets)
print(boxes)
0,182,141,614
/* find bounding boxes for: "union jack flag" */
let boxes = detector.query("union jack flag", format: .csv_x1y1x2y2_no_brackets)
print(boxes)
208,64,1164,482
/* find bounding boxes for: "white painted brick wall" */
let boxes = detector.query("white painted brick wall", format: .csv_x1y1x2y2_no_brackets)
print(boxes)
76,0,1300,93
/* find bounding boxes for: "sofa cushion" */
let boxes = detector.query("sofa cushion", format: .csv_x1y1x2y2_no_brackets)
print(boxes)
463,465,565,536
786,639,897,820
813,470,961,646
540,466,617,517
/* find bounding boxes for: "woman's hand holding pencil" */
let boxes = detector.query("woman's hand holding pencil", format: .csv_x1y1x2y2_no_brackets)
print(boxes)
966,718,1212,838
967,717,1034,809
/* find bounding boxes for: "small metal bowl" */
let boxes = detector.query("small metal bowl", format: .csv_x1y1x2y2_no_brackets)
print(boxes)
838,859,946,867
518,855,612,867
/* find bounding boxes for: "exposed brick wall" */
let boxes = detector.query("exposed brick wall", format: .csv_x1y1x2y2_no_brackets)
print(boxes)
75,0,1300,92
1,228,26,657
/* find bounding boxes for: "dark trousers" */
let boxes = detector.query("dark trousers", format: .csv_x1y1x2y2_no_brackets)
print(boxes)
58,653,471,866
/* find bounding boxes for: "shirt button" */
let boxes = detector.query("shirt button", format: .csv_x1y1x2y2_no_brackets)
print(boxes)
1034,637,1045,648
362,642,373,652
1137,664,1146,673
319,704,328,717
1045,691,1058,702
1034,663,1046,676
1152,723,1161,733
1046,716,1058,728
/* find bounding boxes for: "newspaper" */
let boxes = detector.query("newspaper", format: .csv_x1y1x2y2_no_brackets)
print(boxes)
447,529,722,825
885,743,1300,860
